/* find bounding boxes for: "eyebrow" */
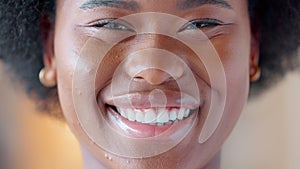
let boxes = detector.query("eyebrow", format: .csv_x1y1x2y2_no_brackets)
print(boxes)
178,0,233,10
80,0,139,11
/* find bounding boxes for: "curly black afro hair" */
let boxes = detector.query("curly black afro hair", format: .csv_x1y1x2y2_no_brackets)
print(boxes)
0,0,299,117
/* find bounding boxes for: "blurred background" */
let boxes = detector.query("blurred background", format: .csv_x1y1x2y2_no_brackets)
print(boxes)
0,60,299,169
222,72,300,169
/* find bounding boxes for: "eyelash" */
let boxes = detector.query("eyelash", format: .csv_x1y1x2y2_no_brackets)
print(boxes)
89,19,133,31
182,19,223,30
89,18,223,32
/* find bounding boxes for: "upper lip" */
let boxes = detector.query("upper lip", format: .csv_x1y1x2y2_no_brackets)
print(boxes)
101,90,201,110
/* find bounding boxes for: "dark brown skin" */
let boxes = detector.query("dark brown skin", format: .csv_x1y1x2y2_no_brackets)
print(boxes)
42,0,259,168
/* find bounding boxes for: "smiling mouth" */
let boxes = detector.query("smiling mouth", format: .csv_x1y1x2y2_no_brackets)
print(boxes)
102,91,200,138
107,105,197,126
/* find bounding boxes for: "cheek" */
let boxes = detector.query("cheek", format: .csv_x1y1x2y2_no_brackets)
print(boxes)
208,24,251,140
54,46,78,126
213,23,251,96
54,9,95,127
54,32,85,132
223,36,251,101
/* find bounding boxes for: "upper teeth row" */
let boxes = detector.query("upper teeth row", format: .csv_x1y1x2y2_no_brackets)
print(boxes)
116,107,191,124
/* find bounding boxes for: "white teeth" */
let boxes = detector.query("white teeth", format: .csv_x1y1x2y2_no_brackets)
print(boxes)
118,108,128,119
169,109,177,121
157,123,164,126
184,109,190,117
144,109,156,123
127,109,136,121
135,111,144,123
114,107,193,126
178,109,184,120
157,108,169,123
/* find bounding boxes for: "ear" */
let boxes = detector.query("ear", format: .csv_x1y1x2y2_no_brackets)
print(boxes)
39,14,56,87
249,19,261,82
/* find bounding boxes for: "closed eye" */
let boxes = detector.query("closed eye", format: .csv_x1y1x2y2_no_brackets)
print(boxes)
89,19,134,32
179,19,223,32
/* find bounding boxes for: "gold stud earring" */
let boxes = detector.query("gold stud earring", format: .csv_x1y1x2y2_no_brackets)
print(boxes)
39,68,57,87
250,65,261,82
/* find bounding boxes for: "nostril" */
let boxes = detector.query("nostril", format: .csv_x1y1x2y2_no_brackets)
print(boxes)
132,73,175,84
134,76,144,79
133,76,144,81
132,69,172,85
125,49,185,85
165,76,175,82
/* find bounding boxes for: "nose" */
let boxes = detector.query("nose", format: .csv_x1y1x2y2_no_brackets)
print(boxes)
134,69,172,85
125,48,185,85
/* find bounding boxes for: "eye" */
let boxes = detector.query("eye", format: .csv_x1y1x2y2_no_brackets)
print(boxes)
180,19,223,31
89,19,134,31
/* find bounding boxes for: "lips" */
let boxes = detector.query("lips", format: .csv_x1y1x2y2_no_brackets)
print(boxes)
101,90,200,138
103,90,200,109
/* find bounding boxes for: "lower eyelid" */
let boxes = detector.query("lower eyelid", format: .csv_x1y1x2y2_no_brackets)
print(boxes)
206,25,234,39
177,25,230,40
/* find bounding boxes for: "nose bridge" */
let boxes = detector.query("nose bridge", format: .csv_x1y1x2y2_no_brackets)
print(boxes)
140,34,162,50
125,48,185,85
133,12,180,36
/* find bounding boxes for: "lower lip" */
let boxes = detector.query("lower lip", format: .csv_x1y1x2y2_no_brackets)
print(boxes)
106,107,198,138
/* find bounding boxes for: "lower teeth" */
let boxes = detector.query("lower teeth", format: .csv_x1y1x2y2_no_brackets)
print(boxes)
147,120,179,126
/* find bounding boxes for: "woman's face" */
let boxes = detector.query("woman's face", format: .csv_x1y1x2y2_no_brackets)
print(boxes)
46,0,258,168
